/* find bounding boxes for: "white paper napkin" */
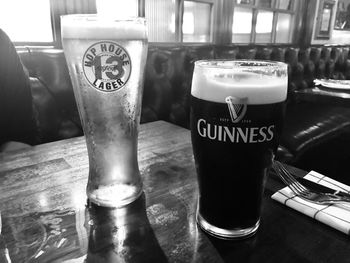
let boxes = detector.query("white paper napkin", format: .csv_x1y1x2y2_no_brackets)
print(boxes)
271,171,350,235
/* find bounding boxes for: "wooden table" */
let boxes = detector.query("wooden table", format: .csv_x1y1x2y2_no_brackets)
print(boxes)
0,121,349,263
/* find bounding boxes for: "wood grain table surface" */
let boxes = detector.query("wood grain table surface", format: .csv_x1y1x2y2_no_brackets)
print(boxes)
0,120,349,263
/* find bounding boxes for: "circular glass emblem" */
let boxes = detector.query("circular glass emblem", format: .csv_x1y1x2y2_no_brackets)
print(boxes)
82,41,131,92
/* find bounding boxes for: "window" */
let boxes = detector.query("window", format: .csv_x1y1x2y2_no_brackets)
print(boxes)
255,10,274,43
183,1,212,42
145,0,214,42
0,0,301,46
232,7,253,43
0,0,53,43
96,0,138,18
276,13,293,43
232,0,297,43
145,0,177,42
258,0,272,8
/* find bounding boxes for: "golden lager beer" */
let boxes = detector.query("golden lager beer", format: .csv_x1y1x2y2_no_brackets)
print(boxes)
61,15,148,207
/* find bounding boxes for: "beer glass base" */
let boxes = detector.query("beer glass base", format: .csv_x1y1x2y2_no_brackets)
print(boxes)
87,184,143,208
196,213,260,240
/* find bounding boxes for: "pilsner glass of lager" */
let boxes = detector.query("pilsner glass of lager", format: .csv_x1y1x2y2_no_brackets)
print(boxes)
190,60,287,239
61,15,148,207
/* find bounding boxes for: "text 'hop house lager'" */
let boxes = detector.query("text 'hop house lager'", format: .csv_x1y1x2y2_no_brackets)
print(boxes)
61,15,148,207
190,60,287,239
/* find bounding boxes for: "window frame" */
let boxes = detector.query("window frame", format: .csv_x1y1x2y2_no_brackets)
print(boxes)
5,0,56,47
232,0,297,44
7,0,303,47
178,0,216,43
142,0,218,44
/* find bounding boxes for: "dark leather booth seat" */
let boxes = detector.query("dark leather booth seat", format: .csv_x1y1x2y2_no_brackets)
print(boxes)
15,44,350,181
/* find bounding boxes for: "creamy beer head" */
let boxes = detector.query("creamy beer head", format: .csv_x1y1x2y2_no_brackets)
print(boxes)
191,60,288,105
61,15,147,40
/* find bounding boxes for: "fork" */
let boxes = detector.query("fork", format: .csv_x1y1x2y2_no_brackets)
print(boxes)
272,161,350,205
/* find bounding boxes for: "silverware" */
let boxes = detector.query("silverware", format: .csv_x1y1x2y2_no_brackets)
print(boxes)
272,161,350,205
296,177,350,198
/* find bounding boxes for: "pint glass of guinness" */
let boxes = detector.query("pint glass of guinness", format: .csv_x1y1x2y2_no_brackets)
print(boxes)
61,15,148,207
190,60,287,239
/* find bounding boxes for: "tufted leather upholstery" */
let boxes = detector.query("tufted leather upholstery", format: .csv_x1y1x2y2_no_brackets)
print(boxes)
16,47,82,143
15,44,350,180
143,45,350,127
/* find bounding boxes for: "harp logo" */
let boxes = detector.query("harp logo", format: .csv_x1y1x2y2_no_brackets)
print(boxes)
83,41,131,92
225,96,247,123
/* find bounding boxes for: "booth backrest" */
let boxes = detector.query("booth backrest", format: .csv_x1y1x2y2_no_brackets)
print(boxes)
16,44,350,143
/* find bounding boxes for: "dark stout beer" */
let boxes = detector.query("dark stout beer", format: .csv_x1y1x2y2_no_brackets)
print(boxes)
190,60,287,239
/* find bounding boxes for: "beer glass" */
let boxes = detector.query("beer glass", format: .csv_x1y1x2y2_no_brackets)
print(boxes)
190,60,287,239
61,15,148,207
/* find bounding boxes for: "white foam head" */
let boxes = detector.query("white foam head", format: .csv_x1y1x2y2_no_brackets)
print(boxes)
61,15,147,40
191,60,288,105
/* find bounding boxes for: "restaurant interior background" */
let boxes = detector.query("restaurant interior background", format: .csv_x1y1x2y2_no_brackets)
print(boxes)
2,0,350,183
2,0,350,46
